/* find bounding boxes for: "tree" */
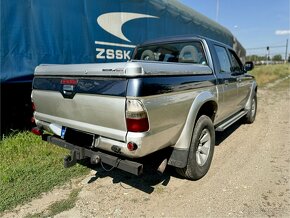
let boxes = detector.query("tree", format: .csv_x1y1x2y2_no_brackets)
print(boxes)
288,54,290,63
246,55,266,62
272,54,282,61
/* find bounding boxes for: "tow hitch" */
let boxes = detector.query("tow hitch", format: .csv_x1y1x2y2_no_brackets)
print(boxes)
43,135,143,176
64,151,77,168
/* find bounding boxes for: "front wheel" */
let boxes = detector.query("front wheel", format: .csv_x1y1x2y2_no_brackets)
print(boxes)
245,93,257,124
176,115,215,180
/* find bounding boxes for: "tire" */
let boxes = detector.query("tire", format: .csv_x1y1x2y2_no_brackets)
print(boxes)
176,115,215,180
245,93,257,124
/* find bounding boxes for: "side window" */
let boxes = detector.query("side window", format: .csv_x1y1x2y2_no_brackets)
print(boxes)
229,50,243,72
214,45,231,73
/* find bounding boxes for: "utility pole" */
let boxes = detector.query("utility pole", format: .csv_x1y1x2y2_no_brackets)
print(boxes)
216,0,219,22
266,46,270,65
285,39,288,63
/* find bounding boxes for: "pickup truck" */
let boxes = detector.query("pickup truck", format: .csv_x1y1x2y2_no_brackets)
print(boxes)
31,35,257,180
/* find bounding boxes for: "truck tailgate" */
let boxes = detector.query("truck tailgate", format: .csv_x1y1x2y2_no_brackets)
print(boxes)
32,77,127,141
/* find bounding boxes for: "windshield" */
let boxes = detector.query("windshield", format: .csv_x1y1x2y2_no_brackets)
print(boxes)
132,41,207,65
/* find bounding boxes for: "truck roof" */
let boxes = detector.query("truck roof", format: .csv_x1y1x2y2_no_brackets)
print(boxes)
139,35,232,49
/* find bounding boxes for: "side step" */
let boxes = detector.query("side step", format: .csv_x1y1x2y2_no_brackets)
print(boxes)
215,110,247,131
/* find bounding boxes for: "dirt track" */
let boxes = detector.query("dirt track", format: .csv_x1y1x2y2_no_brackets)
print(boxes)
4,79,290,217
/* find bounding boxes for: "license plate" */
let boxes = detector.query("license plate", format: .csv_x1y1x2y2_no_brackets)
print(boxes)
61,127,67,139
64,128,94,147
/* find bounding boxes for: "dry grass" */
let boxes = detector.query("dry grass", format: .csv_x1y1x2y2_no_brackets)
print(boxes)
249,64,290,86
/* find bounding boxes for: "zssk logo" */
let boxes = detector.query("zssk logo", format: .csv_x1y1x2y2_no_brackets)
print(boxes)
95,12,158,60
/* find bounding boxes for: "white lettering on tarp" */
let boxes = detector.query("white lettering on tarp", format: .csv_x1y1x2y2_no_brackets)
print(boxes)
95,41,134,61
95,11,159,61
95,48,132,60
116,50,123,59
96,48,105,59
123,50,131,59
106,49,114,59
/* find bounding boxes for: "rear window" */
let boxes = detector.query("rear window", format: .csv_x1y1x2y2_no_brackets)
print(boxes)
132,41,207,65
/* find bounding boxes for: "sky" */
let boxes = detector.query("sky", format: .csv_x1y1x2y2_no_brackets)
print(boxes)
179,0,290,58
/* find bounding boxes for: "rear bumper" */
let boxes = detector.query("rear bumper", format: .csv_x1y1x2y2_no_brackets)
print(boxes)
42,134,143,176
36,119,170,158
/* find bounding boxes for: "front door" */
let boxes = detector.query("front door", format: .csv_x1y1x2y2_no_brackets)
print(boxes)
228,49,252,110
213,45,239,124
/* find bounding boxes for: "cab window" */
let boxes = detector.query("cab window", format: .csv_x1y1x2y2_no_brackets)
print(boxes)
214,45,231,73
229,50,243,72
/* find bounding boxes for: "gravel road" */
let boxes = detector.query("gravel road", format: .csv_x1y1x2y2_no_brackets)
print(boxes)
4,79,290,217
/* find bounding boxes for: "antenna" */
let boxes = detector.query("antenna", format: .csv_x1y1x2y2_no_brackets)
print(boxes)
216,0,220,22
285,39,288,63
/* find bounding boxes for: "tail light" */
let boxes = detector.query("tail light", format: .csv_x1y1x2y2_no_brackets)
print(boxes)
126,99,149,132
127,142,138,151
32,102,36,111
31,101,36,123
31,127,43,135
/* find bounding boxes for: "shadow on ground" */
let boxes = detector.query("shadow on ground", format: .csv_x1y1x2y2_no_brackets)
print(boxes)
86,165,174,194
81,119,246,194
215,118,244,145
78,148,179,194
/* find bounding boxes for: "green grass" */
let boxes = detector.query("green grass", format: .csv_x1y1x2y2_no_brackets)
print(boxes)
249,64,290,86
0,132,89,213
26,188,81,218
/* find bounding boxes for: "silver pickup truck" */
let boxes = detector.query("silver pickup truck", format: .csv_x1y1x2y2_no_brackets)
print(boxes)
31,36,257,180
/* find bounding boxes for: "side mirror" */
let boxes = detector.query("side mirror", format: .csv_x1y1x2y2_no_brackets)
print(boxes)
244,61,254,71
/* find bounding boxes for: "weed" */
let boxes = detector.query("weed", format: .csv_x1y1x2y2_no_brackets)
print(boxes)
130,198,139,203
25,188,81,218
155,185,165,194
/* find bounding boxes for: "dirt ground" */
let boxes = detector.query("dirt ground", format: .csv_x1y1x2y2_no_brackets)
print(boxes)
3,79,290,217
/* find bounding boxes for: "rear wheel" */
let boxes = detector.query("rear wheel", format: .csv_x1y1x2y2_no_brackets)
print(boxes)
176,115,215,180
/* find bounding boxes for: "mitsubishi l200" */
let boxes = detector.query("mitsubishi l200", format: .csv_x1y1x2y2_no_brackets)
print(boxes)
31,36,256,180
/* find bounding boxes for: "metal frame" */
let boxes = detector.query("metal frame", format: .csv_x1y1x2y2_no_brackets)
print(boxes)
42,134,143,176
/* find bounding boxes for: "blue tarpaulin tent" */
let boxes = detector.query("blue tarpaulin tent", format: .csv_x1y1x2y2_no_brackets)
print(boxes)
0,0,244,84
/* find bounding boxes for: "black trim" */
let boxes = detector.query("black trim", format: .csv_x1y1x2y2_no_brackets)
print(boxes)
127,75,217,97
33,77,127,97
33,75,217,98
